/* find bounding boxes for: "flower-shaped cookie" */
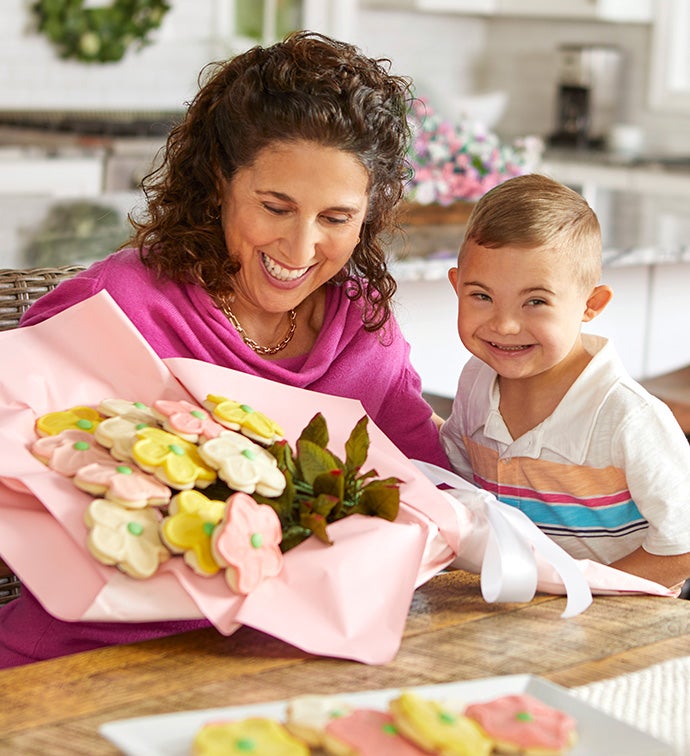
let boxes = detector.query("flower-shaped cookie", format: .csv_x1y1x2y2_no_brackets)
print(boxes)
204,394,284,444
32,429,112,476
198,431,285,497
211,492,283,594
389,692,492,756
160,490,227,575
95,414,156,462
35,405,103,437
74,460,171,509
152,399,224,443
193,718,309,756
464,694,577,753
84,498,170,579
97,398,158,424
131,427,216,490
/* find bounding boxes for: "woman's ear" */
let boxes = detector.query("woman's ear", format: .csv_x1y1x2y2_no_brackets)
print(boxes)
583,284,613,322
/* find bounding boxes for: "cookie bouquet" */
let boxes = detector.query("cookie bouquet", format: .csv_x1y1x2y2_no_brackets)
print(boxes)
0,291,460,664
30,395,402,595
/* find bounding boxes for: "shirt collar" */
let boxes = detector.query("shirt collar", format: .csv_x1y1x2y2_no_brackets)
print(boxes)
466,335,622,462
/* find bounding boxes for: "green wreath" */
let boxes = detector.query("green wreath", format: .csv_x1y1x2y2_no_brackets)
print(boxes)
32,0,171,64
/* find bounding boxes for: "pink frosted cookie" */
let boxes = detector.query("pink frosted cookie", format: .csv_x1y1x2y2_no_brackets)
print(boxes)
31,429,112,476
203,393,284,444
160,490,227,576
35,405,103,437
152,399,225,443
131,427,216,490
211,492,283,594
323,709,430,756
285,695,354,748
198,431,286,497
193,718,309,756
74,460,171,509
84,498,170,579
464,693,577,755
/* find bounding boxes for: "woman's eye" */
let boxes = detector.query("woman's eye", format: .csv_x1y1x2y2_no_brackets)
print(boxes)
263,203,289,215
322,214,349,225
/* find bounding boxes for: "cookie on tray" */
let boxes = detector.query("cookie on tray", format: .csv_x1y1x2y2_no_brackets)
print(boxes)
193,717,309,755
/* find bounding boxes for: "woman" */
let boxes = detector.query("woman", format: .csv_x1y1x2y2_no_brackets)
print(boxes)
1,32,449,668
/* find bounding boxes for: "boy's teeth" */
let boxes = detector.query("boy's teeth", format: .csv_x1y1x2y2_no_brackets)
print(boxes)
262,253,308,281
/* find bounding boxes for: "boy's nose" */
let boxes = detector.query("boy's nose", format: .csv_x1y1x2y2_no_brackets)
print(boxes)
490,310,521,335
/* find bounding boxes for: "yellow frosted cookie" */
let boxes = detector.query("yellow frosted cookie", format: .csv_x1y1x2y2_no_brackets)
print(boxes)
389,691,492,756
203,394,284,444
35,405,103,437
131,427,216,490
193,717,309,756
95,414,158,462
160,490,227,576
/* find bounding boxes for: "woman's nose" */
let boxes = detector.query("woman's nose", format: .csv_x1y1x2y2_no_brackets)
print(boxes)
283,220,322,265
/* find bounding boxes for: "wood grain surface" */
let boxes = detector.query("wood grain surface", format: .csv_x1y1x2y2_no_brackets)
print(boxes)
1,570,688,755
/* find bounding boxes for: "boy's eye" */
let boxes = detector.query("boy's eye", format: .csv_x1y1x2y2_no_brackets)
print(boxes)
470,291,491,302
526,297,548,306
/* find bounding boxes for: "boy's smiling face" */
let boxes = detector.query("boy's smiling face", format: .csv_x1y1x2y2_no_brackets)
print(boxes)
449,240,603,383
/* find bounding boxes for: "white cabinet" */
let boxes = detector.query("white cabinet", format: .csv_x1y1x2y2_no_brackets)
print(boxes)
646,263,690,377
362,0,653,21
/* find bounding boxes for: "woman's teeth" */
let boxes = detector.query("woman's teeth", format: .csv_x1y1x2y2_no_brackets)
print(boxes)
262,253,309,281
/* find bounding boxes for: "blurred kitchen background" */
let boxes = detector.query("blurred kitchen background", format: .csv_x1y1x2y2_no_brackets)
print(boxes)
2,0,690,410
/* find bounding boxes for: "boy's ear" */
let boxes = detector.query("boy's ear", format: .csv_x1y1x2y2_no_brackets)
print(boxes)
583,284,613,322
448,266,459,291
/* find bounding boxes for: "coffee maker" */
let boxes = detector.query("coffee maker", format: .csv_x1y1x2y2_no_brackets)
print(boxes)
549,44,623,148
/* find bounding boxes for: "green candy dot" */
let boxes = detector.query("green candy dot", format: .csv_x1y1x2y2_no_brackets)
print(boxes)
168,444,185,456
190,410,205,419
239,404,253,413
439,711,456,724
235,737,256,751
135,423,149,430
202,521,216,537
73,441,90,451
250,532,263,549
241,448,257,460
134,402,146,409
76,418,93,430
382,723,398,735
516,711,533,722
116,465,133,475
127,522,144,536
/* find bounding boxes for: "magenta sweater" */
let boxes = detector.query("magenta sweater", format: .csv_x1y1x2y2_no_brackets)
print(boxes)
0,249,448,668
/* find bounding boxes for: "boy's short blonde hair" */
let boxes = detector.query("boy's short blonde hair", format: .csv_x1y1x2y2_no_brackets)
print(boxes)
460,174,602,289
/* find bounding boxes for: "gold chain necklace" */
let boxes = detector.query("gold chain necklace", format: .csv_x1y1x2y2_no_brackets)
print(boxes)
220,303,297,355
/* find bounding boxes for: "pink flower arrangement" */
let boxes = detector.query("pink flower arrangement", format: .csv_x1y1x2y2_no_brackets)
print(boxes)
406,97,544,205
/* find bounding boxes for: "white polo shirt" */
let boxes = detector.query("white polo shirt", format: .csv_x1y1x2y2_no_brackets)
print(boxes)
440,335,690,564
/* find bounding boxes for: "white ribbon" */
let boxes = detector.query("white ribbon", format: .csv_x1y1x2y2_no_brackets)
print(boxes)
413,461,592,618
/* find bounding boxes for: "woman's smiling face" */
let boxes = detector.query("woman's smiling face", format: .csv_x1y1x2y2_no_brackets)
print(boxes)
219,140,370,315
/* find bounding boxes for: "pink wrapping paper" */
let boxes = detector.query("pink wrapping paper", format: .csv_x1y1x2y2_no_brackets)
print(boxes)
0,292,459,664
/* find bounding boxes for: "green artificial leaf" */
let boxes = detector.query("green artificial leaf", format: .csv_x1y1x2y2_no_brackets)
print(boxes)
296,439,341,486
313,469,345,502
354,478,401,521
300,510,332,545
298,412,329,449
279,525,313,553
344,415,369,471
267,439,297,479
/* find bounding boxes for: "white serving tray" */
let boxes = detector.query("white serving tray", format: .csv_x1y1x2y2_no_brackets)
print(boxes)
99,673,672,755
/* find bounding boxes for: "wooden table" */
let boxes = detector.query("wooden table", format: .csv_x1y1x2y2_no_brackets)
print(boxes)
1,570,689,754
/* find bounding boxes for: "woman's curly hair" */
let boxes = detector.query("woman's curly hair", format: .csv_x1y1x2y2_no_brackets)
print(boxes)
130,30,414,332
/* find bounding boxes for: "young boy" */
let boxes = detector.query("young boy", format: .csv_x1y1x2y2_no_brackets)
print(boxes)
440,173,690,592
